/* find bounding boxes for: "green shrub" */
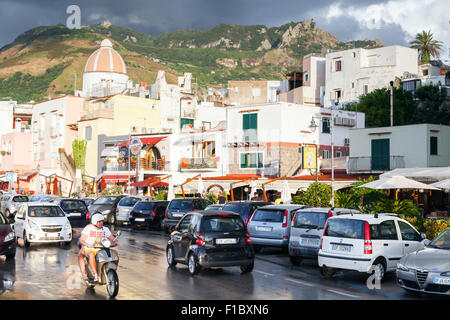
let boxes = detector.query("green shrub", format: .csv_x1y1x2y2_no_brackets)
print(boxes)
292,182,331,207
423,219,450,240
205,192,218,204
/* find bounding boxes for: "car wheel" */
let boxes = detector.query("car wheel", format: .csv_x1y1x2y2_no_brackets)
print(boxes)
167,246,177,267
320,266,335,278
23,232,30,248
240,262,254,274
188,252,200,276
289,256,302,266
372,260,386,282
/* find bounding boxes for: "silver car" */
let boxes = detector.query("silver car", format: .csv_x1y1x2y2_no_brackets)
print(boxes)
0,194,29,219
396,229,450,295
116,196,151,225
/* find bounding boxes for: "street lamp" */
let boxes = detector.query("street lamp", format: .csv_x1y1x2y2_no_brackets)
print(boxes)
308,117,320,182
330,98,339,207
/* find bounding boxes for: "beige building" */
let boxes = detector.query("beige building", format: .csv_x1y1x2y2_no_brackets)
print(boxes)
227,80,284,105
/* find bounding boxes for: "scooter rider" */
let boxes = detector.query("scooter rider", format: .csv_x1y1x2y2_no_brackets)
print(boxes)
78,213,120,283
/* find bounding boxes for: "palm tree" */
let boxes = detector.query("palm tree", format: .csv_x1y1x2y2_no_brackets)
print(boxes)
409,30,443,64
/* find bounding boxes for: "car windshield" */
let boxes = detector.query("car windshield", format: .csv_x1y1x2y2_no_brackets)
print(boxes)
168,200,193,211
222,204,247,215
325,219,365,239
251,209,285,223
294,211,329,229
13,196,28,202
133,202,154,210
28,206,65,218
93,197,116,205
119,197,141,207
201,216,245,232
60,200,87,211
429,230,450,250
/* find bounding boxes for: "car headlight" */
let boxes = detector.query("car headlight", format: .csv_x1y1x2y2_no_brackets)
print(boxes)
28,220,39,231
4,231,15,242
65,222,71,231
440,271,450,277
397,263,410,272
102,210,111,214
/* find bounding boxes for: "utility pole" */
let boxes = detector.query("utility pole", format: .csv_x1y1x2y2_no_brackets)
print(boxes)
390,81,394,126
330,98,338,207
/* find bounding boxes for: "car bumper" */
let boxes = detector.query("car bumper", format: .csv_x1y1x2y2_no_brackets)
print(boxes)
117,215,130,224
396,270,450,295
289,245,319,258
318,253,373,273
27,230,72,243
197,248,255,268
250,237,288,247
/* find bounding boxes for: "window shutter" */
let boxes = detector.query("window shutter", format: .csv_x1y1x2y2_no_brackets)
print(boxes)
250,113,258,130
243,114,249,130
430,137,438,155
241,153,248,168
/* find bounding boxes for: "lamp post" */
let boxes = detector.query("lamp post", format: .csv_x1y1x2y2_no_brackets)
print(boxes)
330,98,339,207
308,117,320,183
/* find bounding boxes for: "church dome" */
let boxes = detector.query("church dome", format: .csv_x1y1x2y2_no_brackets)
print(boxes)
84,39,127,74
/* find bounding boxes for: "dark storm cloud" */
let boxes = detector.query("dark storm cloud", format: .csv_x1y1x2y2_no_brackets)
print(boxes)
0,0,399,48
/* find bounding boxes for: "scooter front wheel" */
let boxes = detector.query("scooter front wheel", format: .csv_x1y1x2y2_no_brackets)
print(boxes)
106,269,119,299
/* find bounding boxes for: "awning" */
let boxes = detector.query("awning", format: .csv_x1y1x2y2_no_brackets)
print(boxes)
131,178,169,188
119,136,166,147
100,147,118,158
100,175,131,183
18,170,39,181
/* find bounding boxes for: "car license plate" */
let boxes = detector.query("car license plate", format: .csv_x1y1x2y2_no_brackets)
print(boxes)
432,277,450,285
70,213,81,217
135,218,145,222
46,233,60,239
301,238,320,247
331,244,352,253
216,238,237,245
172,213,184,218
257,226,272,232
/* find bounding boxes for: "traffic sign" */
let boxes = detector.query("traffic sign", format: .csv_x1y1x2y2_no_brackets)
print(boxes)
129,138,143,155
5,172,15,181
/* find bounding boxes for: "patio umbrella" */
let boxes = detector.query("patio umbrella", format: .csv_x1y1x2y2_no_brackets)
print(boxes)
357,175,439,190
167,176,175,201
197,175,206,195
281,179,292,204
430,178,450,190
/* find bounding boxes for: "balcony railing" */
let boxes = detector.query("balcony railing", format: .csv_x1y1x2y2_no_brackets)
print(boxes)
347,156,405,173
181,157,218,170
103,159,170,172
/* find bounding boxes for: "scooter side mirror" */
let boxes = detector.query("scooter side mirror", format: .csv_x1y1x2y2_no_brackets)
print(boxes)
116,231,122,237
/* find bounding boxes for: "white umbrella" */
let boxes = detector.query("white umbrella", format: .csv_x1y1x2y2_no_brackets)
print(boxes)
430,178,450,190
197,175,206,195
167,176,175,201
281,179,292,204
357,175,439,190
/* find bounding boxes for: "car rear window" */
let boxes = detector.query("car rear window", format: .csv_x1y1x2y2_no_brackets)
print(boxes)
325,219,365,239
168,200,193,211
222,204,247,215
60,200,87,211
201,216,245,232
13,196,28,202
119,197,141,207
93,197,117,205
133,202,155,210
251,209,285,223
29,206,65,218
294,211,329,229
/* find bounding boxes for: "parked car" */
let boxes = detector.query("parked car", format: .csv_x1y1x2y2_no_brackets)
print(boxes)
396,229,450,295
166,210,255,275
222,201,271,225
288,207,361,265
130,200,169,229
82,197,97,207
162,198,212,233
88,195,126,225
247,204,310,252
0,211,15,259
205,204,224,211
29,195,59,203
52,198,89,228
0,194,29,220
318,213,428,281
14,203,72,247
116,196,148,226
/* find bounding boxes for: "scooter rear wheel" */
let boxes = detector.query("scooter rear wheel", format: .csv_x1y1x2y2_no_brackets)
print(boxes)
106,269,119,298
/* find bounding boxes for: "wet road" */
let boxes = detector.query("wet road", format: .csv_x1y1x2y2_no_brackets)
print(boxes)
0,227,447,300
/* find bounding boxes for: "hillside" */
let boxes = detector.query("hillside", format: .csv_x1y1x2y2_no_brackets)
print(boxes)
0,19,383,103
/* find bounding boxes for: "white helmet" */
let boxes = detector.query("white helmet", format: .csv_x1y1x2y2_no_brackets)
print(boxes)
91,213,104,225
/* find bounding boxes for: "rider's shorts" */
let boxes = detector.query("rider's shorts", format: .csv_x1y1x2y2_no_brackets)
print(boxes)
84,248,101,256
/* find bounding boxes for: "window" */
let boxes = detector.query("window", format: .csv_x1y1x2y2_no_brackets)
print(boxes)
336,151,342,158
334,90,342,100
243,113,258,142
352,52,356,58
423,69,429,76
352,82,355,89
430,136,438,155
322,117,330,134
304,72,309,83
240,152,263,169
85,126,92,141
252,88,261,97
323,150,330,159
325,219,365,239
180,118,194,130
178,214,193,233
335,60,342,72
370,220,398,240
363,85,369,95
398,221,421,241
202,121,211,130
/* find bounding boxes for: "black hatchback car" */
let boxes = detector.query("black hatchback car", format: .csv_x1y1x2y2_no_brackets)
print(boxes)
222,201,271,225
130,200,169,229
166,210,255,275
0,211,15,259
53,198,89,228
162,198,212,233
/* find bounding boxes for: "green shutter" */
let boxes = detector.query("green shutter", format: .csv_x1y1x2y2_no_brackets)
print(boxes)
322,118,330,134
243,114,250,130
430,137,438,155
250,113,257,129
257,152,263,168
241,153,248,168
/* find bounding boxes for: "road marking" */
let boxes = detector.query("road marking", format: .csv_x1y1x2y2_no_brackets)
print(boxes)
327,289,360,299
286,278,314,287
254,270,275,277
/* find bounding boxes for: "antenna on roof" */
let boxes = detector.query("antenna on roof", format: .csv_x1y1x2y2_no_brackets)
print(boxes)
374,213,378,218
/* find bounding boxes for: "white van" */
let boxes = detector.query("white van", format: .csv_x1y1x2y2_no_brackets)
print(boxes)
14,203,72,247
318,213,428,280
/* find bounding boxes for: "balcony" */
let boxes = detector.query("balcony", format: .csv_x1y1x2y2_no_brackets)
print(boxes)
347,156,405,173
102,158,170,173
181,157,219,171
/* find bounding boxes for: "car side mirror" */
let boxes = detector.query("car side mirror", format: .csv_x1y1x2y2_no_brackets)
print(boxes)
420,233,427,240
423,239,431,246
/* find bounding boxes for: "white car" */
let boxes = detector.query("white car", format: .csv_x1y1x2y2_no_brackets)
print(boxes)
318,213,428,280
14,203,72,247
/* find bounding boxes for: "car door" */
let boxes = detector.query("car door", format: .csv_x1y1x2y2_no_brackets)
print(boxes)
172,214,192,259
14,205,26,237
371,220,404,271
397,220,424,255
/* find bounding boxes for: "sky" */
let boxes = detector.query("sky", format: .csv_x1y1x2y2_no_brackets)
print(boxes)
1,0,449,58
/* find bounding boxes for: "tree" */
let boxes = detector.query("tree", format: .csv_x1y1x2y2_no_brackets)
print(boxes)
409,30,443,64
413,84,450,125
292,182,332,207
72,139,87,173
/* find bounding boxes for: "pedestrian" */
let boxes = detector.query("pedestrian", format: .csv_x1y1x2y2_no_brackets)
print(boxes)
274,192,283,205
217,192,226,204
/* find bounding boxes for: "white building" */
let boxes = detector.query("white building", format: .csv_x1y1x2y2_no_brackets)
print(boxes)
0,101,15,138
347,124,450,173
324,45,419,107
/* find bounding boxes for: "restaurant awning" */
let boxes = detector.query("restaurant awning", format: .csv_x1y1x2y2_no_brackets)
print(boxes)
100,175,130,183
119,136,166,147
131,178,169,188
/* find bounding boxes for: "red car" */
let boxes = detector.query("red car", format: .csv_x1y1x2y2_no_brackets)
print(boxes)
0,212,15,259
